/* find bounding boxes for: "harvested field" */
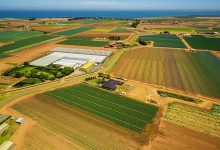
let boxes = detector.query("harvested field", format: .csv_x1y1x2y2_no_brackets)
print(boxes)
0,31,43,42
45,84,159,132
165,103,220,138
53,26,94,36
112,48,220,99
151,121,220,150
0,35,60,53
12,94,145,150
139,34,186,48
184,35,220,51
58,36,108,47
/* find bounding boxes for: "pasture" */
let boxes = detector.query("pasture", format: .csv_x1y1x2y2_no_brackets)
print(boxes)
139,34,186,48
112,48,220,99
46,84,158,132
184,35,220,51
165,103,220,138
0,35,59,53
53,26,94,36
58,36,108,47
0,31,43,42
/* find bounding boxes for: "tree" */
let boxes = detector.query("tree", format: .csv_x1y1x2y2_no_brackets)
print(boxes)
56,72,63,78
61,67,74,75
23,62,30,66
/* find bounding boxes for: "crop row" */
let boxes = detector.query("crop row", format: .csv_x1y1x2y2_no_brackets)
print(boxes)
46,84,158,132
165,103,220,138
0,35,60,53
12,97,141,150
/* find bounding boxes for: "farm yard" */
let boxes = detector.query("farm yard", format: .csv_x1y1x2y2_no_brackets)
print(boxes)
45,84,159,132
53,26,94,36
58,36,108,47
0,35,60,53
10,84,158,149
165,103,220,138
139,34,186,48
0,30,43,42
112,48,220,99
184,35,220,51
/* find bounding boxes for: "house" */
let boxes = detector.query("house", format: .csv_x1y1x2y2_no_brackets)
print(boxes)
102,79,124,90
16,118,24,124
0,123,9,135
0,141,15,150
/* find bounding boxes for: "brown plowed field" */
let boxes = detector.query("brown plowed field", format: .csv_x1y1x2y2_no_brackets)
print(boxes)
12,94,144,150
150,121,220,150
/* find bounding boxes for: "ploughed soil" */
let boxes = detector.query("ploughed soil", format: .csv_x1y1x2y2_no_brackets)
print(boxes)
149,121,220,150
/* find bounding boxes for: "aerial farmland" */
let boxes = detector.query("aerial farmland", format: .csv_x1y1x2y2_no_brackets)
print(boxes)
0,15,220,150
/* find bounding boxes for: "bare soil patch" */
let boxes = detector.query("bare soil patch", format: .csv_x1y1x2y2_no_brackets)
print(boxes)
150,121,220,150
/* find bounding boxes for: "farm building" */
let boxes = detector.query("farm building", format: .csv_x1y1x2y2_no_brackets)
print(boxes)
102,79,124,90
80,61,95,72
0,123,9,135
30,47,112,69
0,115,10,124
0,141,14,150
16,118,24,124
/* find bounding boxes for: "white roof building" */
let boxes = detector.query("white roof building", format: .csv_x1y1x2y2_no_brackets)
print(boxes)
0,123,9,135
0,141,14,150
16,118,24,124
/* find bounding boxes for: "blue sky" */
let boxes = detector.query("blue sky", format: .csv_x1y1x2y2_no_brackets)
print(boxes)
1,0,219,11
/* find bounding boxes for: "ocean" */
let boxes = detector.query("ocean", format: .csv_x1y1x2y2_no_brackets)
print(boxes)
0,10,220,18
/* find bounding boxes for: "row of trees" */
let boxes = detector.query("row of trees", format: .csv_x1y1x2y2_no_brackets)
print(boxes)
3,62,74,81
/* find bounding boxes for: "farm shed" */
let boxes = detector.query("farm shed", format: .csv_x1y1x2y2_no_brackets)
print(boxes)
0,141,14,150
0,123,9,135
80,61,95,71
16,118,24,124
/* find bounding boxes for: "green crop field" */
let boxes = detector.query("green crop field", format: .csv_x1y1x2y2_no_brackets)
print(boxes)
53,26,94,36
59,36,108,47
90,27,115,33
0,31,43,42
154,27,194,33
139,34,186,48
165,103,220,138
184,35,220,51
0,54,9,59
45,84,158,132
112,48,220,99
0,35,60,53
110,28,133,33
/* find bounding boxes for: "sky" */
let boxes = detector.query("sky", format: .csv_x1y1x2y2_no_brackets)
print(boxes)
0,0,220,11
